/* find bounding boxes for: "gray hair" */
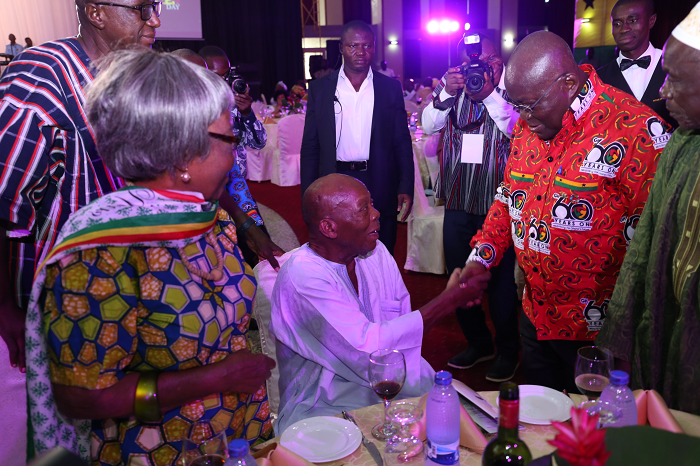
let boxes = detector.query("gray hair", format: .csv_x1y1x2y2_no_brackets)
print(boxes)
86,47,233,181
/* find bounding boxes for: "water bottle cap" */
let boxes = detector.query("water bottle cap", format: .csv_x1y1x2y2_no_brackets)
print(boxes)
435,370,452,385
228,438,250,457
609,370,629,385
499,382,519,401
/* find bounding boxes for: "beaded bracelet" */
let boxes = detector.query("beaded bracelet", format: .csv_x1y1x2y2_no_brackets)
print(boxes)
134,371,161,423
238,217,256,236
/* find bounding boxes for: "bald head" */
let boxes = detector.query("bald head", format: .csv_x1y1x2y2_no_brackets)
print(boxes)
302,174,365,229
172,49,208,68
505,31,588,140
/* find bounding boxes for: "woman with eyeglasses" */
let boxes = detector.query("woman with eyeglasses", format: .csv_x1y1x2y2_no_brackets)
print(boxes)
26,48,275,465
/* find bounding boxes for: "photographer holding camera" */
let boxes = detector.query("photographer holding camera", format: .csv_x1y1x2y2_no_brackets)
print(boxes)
422,33,521,382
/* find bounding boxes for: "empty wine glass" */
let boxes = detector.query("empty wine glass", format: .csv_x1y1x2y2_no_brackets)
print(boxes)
369,349,406,441
384,401,424,466
575,346,613,399
579,399,622,428
182,420,228,466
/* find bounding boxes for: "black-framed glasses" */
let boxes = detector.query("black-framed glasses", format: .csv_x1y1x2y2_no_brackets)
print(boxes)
93,2,162,21
208,132,240,146
507,73,567,117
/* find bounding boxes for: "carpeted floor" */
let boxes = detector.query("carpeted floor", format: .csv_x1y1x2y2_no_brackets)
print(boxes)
249,181,526,391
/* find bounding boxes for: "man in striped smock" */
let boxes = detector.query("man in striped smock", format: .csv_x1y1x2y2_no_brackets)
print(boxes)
422,33,521,382
0,1,163,462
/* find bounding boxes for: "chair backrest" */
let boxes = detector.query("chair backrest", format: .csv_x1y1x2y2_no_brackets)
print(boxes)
404,100,419,114
277,114,305,154
252,248,299,418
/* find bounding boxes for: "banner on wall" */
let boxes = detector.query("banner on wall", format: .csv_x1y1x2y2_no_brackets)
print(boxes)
574,0,616,48
157,0,203,40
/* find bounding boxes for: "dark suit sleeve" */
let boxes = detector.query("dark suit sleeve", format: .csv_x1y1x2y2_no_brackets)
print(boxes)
300,81,321,196
391,80,414,197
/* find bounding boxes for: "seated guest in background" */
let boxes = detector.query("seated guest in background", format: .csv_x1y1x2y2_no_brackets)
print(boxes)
29,48,276,464
23,37,33,50
416,76,434,103
377,60,396,77
597,0,678,128
198,45,284,268
422,33,521,382
578,47,600,68
270,174,490,433
300,20,413,255
403,78,417,101
5,34,23,58
459,31,670,393
596,6,700,415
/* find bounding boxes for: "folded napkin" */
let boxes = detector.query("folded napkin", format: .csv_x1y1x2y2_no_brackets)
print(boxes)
633,389,684,433
409,393,488,454
263,117,277,124
252,443,315,466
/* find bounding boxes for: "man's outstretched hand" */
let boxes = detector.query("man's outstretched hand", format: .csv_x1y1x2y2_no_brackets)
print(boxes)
450,263,490,308
0,300,26,371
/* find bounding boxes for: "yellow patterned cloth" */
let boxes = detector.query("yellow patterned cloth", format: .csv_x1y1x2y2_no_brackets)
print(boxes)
42,213,271,465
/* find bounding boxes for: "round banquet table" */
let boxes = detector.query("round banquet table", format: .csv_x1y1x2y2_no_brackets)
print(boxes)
258,391,700,466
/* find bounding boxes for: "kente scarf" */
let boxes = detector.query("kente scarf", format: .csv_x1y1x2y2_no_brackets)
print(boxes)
25,186,219,460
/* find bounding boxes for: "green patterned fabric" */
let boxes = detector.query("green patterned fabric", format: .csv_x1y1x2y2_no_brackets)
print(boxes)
596,129,700,415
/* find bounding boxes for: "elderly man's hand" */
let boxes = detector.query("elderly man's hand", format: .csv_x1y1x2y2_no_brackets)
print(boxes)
444,66,466,96
235,89,253,117
398,194,413,222
464,71,496,102
245,224,285,271
0,301,25,371
456,261,490,307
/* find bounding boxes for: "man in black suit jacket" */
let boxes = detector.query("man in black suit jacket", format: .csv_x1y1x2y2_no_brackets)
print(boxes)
597,0,678,128
300,20,414,255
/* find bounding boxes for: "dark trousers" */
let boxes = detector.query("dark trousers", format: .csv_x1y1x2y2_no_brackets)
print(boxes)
520,308,591,393
443,210,520,359
337,167,398,255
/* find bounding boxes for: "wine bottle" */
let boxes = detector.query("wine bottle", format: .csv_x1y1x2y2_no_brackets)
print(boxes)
482,382,532,466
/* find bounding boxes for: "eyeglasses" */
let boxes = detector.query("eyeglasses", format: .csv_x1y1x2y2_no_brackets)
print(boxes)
93,2,162,21
507,73,567,117
209,132,240,146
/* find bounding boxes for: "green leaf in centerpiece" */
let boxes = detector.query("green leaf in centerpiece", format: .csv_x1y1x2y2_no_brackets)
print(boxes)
605,426,700,465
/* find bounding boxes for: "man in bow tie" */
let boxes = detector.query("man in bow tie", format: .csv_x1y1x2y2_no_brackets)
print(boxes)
597,0,677,128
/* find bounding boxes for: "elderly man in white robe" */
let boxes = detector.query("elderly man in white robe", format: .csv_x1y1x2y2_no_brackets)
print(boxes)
270,174,491,433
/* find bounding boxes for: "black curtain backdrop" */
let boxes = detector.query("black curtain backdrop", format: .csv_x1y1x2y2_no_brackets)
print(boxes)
154,0,304,101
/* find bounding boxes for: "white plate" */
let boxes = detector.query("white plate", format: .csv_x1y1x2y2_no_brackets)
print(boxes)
280,416,362,463
498,385,574,425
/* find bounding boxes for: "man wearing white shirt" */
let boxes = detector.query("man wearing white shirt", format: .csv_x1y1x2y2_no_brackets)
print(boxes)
378,60,396,77
4,34,23,58
270,174,490,433
422,33,522,382
597,0,677,128
300,20,414,255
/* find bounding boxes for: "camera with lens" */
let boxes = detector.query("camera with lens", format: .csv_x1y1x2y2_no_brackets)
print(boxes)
224,66,247,94
458,34,493,94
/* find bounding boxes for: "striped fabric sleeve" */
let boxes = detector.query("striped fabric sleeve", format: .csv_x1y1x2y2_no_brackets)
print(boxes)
0,102,55,232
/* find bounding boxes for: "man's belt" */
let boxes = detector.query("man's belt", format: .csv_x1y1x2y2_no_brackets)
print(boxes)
336,160,368,171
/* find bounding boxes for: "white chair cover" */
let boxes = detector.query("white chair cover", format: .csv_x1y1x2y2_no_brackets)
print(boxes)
272,114,305,186
404,100,419,114
404,153,446,275
247,123,276,182
252,249,299,419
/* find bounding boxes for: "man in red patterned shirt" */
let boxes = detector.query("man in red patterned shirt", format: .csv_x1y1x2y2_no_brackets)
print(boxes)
460,31,672,392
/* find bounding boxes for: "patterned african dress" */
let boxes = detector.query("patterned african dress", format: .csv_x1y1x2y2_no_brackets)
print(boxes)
596,129,700,415
25,187,271,465
468,65,673,342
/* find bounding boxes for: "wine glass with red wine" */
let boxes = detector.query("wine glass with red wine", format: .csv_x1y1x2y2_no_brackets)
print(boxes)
182,420,228,466
369,349,406,441
575,346,613,399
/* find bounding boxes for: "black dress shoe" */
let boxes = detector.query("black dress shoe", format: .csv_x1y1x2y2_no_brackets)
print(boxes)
447,346,495,370
485,355,520,382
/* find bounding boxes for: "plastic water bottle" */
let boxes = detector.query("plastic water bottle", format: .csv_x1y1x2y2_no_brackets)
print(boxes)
426,371,460,465
224,439,256,466
599,370,637,427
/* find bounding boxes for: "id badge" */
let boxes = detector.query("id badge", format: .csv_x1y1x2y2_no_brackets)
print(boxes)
461,133,485,164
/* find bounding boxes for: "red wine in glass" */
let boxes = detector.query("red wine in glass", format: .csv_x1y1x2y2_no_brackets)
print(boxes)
189,454,226,466
374,380,403,401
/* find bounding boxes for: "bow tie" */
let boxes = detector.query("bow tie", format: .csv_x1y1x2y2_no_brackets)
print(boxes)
620,55,652,71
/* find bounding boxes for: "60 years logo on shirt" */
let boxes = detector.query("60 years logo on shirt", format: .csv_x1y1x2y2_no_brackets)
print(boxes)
551,194,594,232
580,137,626,178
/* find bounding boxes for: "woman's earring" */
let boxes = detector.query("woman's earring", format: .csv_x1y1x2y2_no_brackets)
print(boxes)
180,168,191,183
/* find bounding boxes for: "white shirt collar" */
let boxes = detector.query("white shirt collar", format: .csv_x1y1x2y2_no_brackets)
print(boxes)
339,65,373,89
616,42,655,65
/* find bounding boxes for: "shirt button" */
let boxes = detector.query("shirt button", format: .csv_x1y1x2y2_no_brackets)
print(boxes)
538,300,544,306
532,266,539,273
547,156,553,162
537,195,542,201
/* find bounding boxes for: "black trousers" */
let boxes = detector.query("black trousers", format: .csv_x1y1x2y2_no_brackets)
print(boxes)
337,168,398,255
443,210,520,359
520,308,591,393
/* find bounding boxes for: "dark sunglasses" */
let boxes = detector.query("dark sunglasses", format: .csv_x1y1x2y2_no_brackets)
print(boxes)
209,132,240,145
93,1,162,21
